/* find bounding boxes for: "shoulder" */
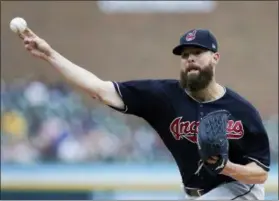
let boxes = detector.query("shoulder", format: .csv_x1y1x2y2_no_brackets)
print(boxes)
225,87,259,114
116,79,180,91
225,88,266,134
124,78,179,85
152,79,180,88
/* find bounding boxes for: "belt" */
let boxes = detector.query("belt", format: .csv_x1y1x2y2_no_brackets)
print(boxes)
184,186,206,197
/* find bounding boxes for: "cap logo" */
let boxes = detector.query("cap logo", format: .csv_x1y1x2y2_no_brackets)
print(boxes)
185,30,197,42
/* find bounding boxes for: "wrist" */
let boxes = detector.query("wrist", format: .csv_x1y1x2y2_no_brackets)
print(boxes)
47,48,57,60
220,160,236,176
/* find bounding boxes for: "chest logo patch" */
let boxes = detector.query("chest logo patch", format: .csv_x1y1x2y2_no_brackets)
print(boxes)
169,117,244,142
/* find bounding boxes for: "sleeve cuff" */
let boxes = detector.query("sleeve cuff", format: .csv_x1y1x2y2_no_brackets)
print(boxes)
109,81,128,113
244,156,270,172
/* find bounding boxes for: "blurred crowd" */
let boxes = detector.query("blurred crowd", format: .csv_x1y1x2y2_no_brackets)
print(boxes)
1,78,278,164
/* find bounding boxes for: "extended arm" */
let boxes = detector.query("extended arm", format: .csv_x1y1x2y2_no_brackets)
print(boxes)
20,28,124,109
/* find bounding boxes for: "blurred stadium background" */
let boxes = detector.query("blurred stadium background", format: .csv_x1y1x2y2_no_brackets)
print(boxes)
1,1,278,200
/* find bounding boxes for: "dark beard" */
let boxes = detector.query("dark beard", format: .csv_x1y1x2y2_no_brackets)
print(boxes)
179,64,213,92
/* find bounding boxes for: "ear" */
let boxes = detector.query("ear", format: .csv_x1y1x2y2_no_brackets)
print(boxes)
212,52,220,65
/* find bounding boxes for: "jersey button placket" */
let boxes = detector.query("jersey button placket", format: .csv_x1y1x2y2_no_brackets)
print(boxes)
199,104,204,120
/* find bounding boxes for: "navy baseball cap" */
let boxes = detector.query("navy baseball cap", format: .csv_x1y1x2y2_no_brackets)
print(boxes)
172,29,218,56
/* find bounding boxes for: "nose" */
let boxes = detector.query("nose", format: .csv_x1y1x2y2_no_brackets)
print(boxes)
187,54,195,63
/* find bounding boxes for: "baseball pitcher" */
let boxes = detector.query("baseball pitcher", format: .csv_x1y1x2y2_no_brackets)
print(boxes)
17,27,270,200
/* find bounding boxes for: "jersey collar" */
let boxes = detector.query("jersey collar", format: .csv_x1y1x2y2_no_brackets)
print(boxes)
184,86,227,103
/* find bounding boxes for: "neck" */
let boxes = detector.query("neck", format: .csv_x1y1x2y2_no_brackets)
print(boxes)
187,80,225,102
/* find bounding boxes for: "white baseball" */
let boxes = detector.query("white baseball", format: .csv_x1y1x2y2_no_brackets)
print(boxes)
9,17,28,33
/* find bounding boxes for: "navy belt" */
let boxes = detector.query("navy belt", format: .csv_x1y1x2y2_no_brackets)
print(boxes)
184,187,206,197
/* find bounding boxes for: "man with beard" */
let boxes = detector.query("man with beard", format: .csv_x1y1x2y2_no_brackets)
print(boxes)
19,27,270,200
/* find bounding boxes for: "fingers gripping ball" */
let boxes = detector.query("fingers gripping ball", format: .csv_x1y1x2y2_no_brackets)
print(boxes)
10,17,27,33
197,110,231,175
